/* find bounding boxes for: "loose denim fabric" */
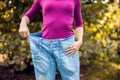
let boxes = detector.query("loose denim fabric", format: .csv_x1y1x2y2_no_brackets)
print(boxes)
28,32,80,80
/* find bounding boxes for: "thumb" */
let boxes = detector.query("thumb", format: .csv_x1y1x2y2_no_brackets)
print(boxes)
28,30,30,35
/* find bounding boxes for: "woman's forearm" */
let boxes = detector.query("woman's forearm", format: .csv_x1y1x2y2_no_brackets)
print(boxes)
75,27,84,43
19,16,30,37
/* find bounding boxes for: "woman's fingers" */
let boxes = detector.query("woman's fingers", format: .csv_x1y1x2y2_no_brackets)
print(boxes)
66,48,76,56
66,47,77,55
24,31,29,37
18,28,30,37
20,31,29,37
66,43,75,55
66,41,82,55
23,31,27,37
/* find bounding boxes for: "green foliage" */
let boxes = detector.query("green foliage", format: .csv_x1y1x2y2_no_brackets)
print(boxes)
0,0,120,80
0,0,41,71
80,3,120,80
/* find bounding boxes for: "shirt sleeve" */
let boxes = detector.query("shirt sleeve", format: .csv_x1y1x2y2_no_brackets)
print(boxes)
24,0,42,22
73,0,84,28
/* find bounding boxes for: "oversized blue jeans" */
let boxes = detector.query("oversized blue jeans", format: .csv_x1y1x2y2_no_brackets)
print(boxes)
28,32,80,80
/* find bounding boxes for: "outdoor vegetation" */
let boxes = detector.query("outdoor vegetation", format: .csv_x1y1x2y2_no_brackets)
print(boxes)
0,0,120,80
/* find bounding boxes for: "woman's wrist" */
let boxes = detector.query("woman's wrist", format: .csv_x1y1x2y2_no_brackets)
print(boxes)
77,39,83,44
21,16,30,25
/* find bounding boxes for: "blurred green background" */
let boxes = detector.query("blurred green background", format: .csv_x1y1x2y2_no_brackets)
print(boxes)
0,0,120,80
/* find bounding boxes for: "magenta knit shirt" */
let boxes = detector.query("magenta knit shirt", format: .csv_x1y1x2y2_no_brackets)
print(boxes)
24,0,83,39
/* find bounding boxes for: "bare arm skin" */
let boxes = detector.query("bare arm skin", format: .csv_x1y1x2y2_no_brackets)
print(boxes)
18,16,30,37
75,27,84,43
18,0,41,38
66,27,84,55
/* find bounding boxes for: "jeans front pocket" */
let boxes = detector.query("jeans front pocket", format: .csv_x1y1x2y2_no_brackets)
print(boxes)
29,32,50,74
60,36,76,56
32,52,50,74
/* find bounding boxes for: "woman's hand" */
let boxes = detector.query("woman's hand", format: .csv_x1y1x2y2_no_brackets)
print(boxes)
18,16,30,38
66,40,82,56
66,26,84,56
18,23,30,38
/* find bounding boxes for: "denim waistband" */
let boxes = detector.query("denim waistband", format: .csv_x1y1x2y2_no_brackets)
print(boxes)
28,32,75,44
